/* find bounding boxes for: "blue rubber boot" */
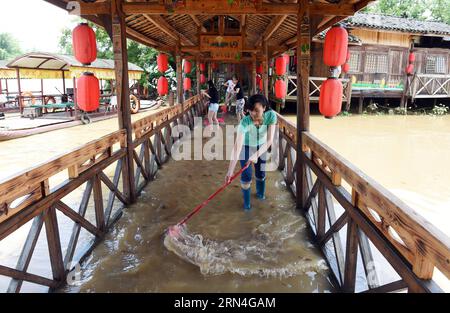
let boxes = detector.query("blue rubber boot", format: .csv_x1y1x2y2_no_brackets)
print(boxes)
256,178,266,200
242,187,251,211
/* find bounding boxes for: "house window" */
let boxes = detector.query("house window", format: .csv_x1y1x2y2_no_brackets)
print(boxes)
426,55,446,74
365,53,388,73
348,52,361,72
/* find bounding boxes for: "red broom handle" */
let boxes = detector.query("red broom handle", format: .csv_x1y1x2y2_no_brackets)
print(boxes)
176,162,251,226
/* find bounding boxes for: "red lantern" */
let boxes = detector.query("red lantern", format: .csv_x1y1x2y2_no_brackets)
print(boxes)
342,63,350,73
256,64,263,74
256,75,261,88
408,52,415,63
72,23,97,65
184,60,191,74
200,73,206,84
183,77,191,91
323,26,348,67
211,63,218,70
275,56,287,76
200,63,206,72
76,72,99,112
157,76,168,96
259,77,263,90
275,79,286,99
319,78,343,118
283,54,290,66
406,64,414,75
157,53,168,73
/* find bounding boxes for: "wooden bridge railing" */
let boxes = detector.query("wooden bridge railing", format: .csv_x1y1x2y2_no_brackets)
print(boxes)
0,95,207,292
406,74,450,100
277,114,450,293
271,76,352,103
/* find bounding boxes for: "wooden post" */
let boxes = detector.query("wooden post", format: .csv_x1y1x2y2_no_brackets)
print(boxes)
358,96,363,114
16,69,22,114
176,52,183,105
61,71,66,94
263,41,269,98
196,55,201,95
296,1,310,210
112,6,137,203
0,78,3,94
252,55,257,95
41,79,44,103
73,77,78,120
5,79,8,98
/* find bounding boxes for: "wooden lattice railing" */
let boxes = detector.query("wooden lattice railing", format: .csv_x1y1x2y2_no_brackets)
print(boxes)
277,114,450,293
406,74,450,100
0,95,207,292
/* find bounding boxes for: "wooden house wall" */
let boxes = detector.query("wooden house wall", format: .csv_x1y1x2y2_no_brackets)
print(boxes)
351,29,410,48
347,44,409,89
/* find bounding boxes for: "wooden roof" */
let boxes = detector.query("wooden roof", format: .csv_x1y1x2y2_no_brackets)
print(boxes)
44,0,375,59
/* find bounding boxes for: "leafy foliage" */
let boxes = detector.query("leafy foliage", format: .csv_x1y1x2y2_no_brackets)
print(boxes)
364,0,450,23
0,33,22,60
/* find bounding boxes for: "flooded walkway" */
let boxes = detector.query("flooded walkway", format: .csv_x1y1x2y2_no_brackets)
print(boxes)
62,117,334,293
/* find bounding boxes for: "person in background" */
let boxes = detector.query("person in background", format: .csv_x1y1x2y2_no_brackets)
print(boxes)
232,75,245,123
224,76,236,109
202,80,219,130
225,94,277,211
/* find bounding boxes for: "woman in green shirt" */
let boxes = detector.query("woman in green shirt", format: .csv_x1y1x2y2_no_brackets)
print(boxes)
225,94,277,210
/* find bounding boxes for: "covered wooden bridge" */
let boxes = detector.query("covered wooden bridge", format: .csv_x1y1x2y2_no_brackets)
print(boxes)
0,0,449,293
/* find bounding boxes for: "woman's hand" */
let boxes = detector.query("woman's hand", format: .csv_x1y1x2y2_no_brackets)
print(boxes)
249,153,258,164
225,173,232,184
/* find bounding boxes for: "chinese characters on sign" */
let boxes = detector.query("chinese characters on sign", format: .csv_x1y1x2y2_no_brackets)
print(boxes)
200,35,242,51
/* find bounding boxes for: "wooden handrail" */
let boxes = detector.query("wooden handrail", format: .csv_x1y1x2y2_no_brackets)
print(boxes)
275,113,450,287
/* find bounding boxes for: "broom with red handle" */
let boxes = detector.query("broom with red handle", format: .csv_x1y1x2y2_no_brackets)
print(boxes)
167,161,251,238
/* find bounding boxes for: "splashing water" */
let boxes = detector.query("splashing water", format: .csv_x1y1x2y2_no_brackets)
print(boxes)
164,211,328,278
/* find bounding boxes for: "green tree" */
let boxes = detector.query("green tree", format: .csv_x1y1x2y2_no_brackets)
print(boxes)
364,0,449,23
0,33,22,60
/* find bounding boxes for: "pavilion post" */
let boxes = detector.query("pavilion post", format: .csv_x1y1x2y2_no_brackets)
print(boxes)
296,1,311,210
41,79,44,103
252,55,257,95
61,70,66,95
176,50,183,105
73,77,78,120
196,55,201,95
0,79,3,95
5,79,8,97
16,69,22,114
263,41,269,99
111,7,137,203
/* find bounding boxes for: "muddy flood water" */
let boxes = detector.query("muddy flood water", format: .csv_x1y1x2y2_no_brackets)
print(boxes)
0,112,449,292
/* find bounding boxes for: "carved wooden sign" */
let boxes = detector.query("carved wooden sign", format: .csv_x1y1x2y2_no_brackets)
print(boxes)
210,51,242,61
200,35,242,52
186,0,261,10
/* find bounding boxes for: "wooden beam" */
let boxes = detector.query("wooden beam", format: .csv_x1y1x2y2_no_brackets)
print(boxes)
55,201,101,237
219,16,225,35
112,11,137,203
255,15,287,47
189,15,207,33
240,15,246,32
65,0,110,15
296,0,310,210
126,27,172,50
122,3,356,16
143,15,194,46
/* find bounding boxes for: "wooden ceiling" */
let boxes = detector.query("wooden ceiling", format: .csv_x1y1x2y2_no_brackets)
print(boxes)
44,0,375,59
